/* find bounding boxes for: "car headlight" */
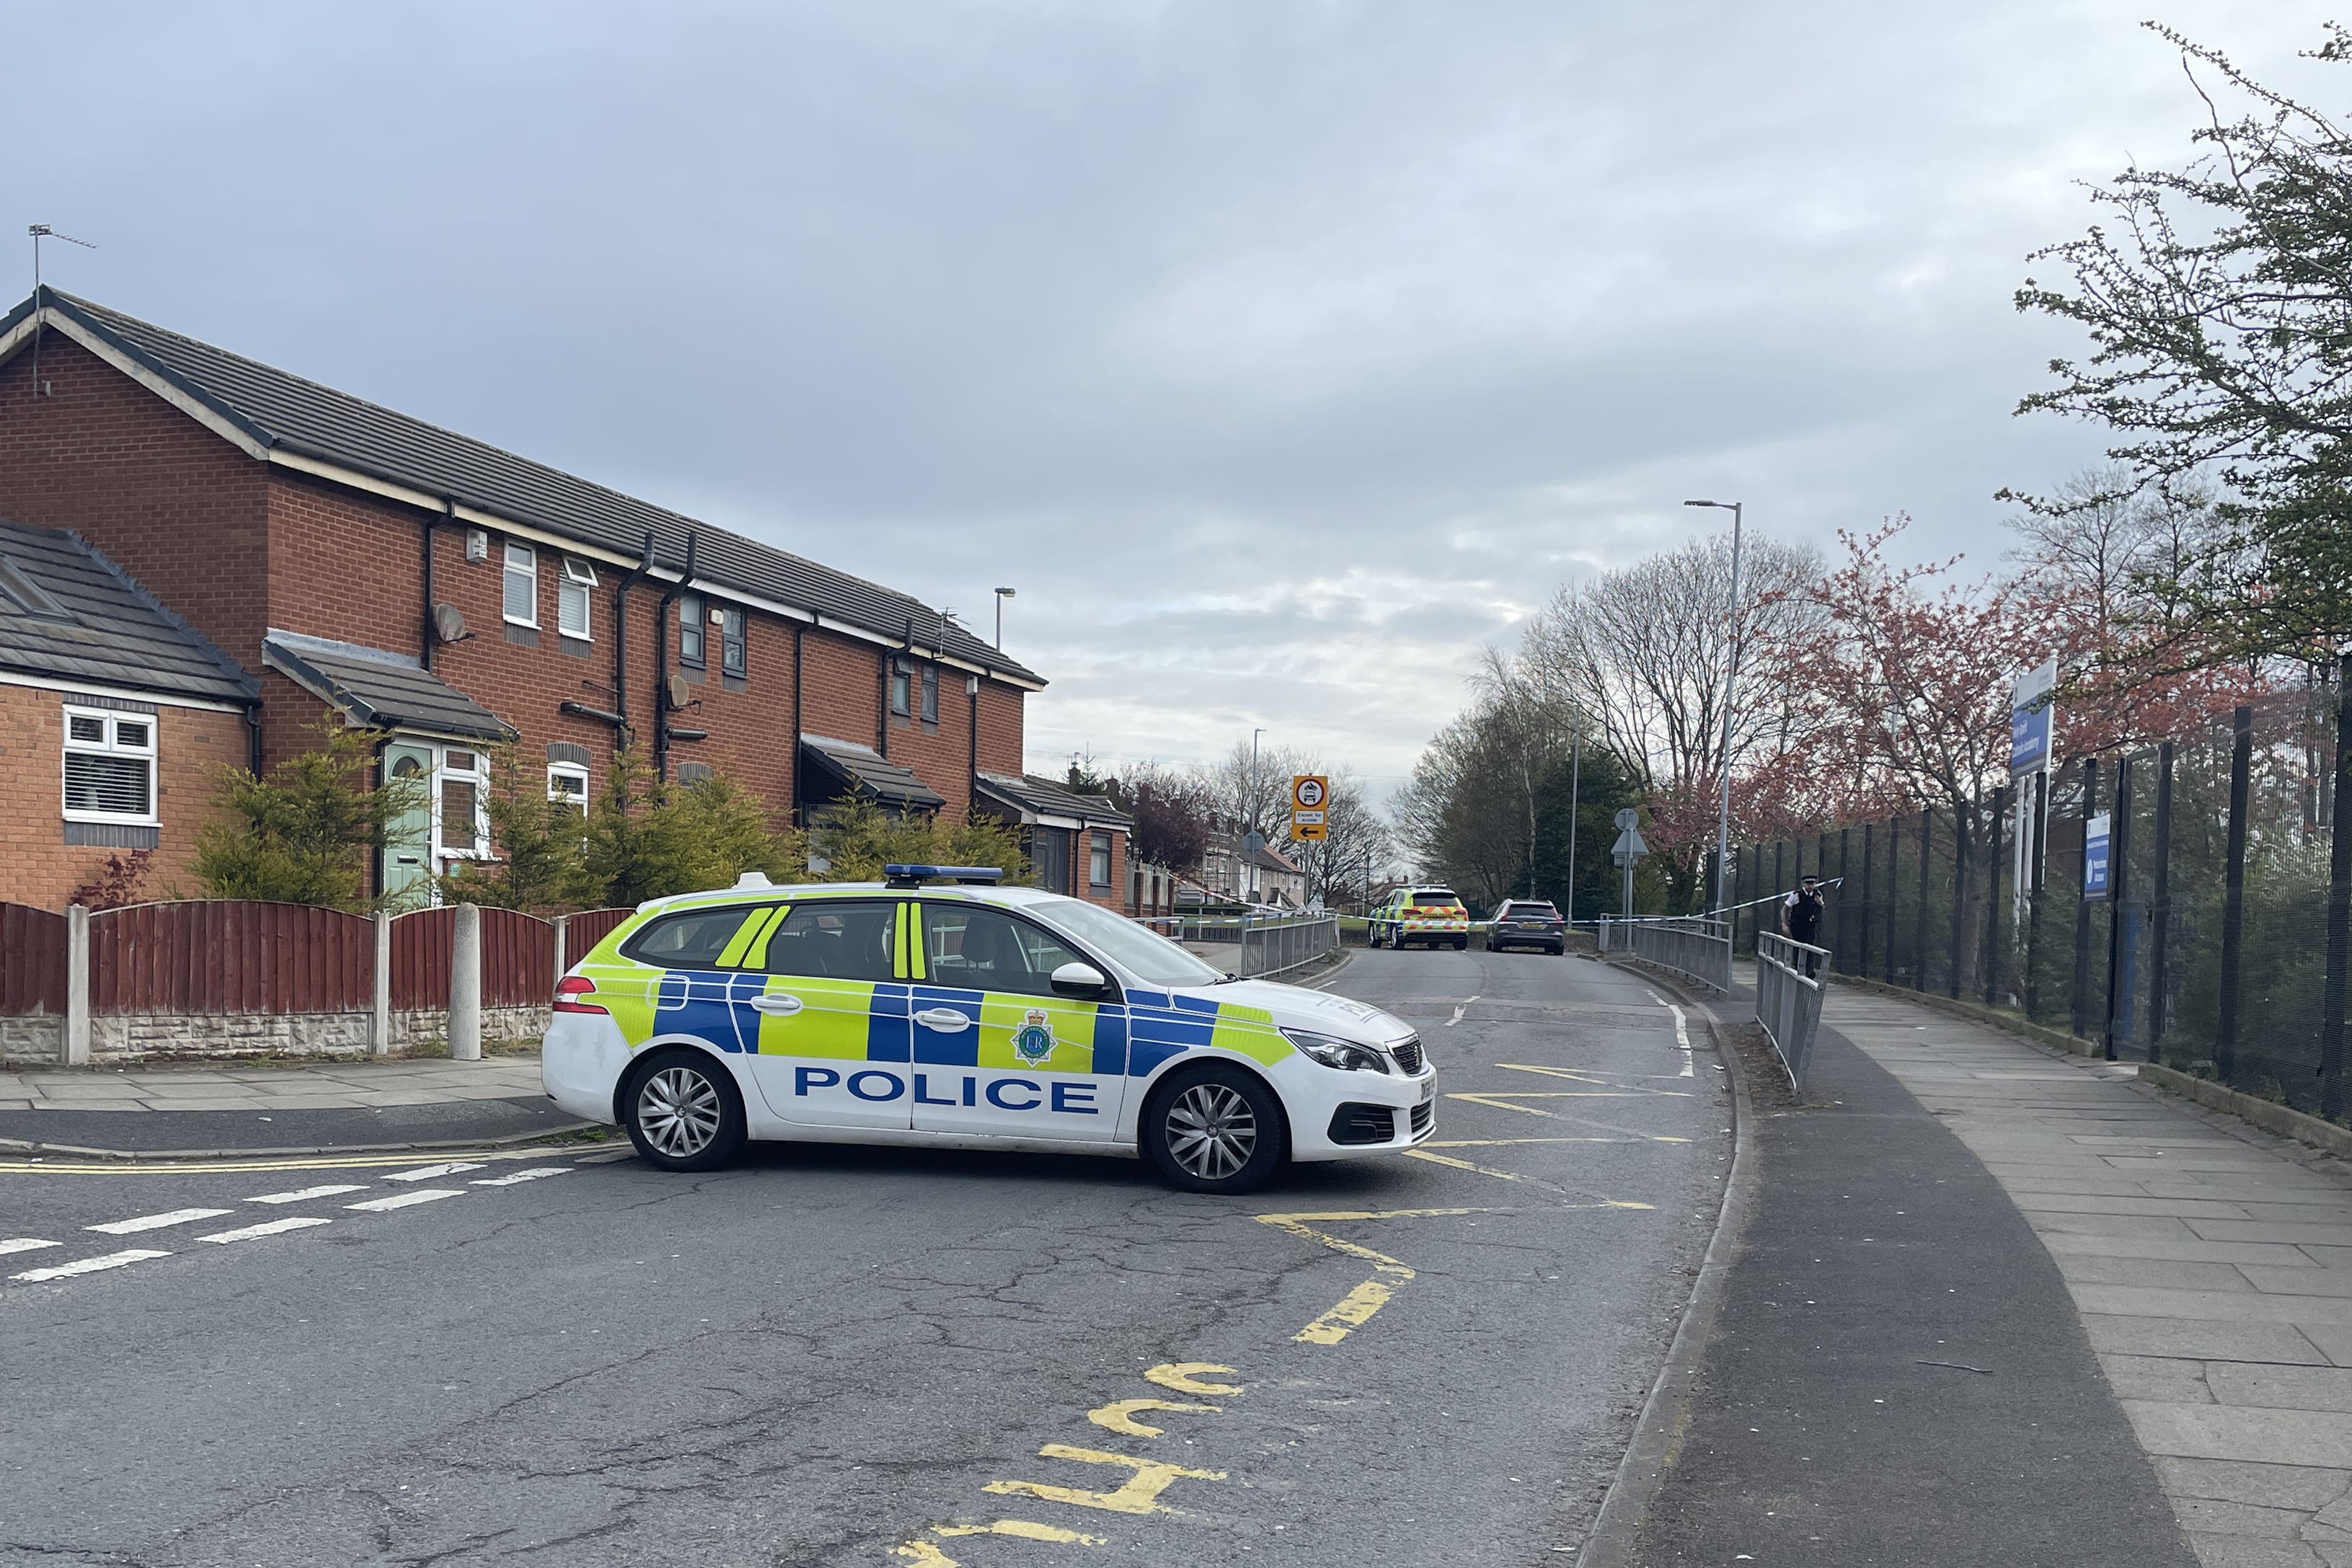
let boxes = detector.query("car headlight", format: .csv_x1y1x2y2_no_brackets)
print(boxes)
1281,1028,1390,1073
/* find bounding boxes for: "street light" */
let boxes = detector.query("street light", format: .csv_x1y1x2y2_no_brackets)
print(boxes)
1249,727,1267,902
991,587,1017,648
1684,500,1744,917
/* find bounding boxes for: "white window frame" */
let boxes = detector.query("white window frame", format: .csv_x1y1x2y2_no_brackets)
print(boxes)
502,541,538,628
434,746,491,859
557,557,596,641
61,705,158,825
547,761,590,815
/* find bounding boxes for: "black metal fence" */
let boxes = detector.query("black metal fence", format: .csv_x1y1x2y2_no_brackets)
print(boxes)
1725,671,2352,1122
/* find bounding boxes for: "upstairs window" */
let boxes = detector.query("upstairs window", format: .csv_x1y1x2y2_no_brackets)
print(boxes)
1089,830,1112,889
558,557,596,640
680,593,706,666
502,542,537,626
720,607,746,677
63,707,156,823
919,664,938,724
890,657,912,716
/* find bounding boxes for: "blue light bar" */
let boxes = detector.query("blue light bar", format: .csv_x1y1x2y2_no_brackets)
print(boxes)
883,864,1006,887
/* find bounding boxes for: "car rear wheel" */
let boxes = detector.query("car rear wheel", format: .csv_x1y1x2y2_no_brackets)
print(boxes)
1143,1065,1287,1195
622,1049,747,1172
1454,936,1469,951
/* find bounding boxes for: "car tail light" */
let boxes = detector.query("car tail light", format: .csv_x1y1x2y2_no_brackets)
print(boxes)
553,975,608,1014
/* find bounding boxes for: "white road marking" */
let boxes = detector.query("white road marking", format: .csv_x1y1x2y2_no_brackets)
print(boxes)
87,1208,234,1235
381,1162,485,1184
346,1189,464,1213
1445,995,1481,1028
0,1239,62,1257
470,1168,570,1187
246,1184,368,1205
1655,999,1695,1077
12,1249,171,1282
198,1217,332,1245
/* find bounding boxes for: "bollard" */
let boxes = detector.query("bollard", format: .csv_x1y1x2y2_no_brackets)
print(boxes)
64,904,90,1068
449,903,482,1062
371,909,393,1055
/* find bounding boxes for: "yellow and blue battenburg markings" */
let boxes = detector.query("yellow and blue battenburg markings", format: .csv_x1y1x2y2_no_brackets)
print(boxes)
592,898,1295,1076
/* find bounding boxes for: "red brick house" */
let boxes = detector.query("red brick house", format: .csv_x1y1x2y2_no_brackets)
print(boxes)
0,288,1126,909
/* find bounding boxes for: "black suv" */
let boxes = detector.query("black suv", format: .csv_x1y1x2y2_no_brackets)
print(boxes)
1485,900,1566,954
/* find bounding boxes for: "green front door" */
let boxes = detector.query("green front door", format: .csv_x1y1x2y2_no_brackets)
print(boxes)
382,742,434,906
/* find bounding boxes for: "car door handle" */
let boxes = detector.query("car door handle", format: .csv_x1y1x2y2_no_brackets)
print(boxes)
915,1008,971,1032
750,994,804,1016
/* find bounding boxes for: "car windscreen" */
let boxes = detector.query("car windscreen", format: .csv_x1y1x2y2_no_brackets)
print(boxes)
1022,896,1228,987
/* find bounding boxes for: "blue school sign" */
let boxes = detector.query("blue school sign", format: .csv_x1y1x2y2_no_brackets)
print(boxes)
2083,812,2112,902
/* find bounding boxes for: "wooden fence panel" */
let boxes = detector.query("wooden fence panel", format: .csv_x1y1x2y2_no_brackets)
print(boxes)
389,907,454,1011
390,907,558,1009
0,903,68,1016
565,908,637,959
479,908,557,1009
89,902,373,1016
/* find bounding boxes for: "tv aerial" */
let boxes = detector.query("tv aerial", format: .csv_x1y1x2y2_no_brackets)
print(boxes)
26,226,97,399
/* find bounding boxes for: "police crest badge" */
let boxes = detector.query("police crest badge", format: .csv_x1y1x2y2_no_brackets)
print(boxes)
1012,1008,1056,1066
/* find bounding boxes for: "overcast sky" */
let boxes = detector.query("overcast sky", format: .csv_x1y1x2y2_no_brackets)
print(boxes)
12,1,2331,793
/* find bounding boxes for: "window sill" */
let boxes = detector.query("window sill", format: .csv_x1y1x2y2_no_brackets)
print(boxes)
503,623,539,648
64,820,159,848
559,634,593,659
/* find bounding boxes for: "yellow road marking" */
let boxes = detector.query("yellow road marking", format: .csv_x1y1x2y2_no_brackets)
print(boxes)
1295,1280,1395,1345
1442,1094,1691,1142
894,1541,957,1565
1405,1149,1523,1181
0,1146,601,1177
984,1445,1224,1515
1424,1138,1642,1146
1496,1063,1695,1096
1088,1398,1218,1438
1142,1362,1243,1397
934,1520,1107,1544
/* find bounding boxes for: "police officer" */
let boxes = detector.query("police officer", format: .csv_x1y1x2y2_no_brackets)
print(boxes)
1780,874,1826,978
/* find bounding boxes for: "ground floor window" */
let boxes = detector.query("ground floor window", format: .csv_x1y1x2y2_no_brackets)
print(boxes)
63,706,156,824
1089,829,1112,890
547,761,589,813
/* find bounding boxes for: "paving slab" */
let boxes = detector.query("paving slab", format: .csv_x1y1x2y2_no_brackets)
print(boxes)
1822,984,2352,1564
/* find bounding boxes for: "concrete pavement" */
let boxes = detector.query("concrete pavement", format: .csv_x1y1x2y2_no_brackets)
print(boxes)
1836,989,2352,1568
0,1055,586,1156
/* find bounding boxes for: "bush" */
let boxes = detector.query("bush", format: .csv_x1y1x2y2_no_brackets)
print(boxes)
581,748,805,907
437,745,598,912
806,797,1027,885
191,725,425,911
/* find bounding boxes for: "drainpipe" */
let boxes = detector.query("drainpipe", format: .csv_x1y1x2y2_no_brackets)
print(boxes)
421,505,446,671
612,529,654,750
653,533,697,782
968,674,979,812
791,622,805,826
244,701,264,778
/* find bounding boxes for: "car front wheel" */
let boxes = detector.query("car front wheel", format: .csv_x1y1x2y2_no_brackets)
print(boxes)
1143,1065,1287,1195
622,1049,747,1172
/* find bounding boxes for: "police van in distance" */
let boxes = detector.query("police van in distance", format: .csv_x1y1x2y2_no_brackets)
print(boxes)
544,866,1436,1194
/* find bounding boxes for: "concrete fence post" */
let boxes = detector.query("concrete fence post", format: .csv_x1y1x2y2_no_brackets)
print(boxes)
64,903,90,1068
371,910,393,1056
450,903,482,1063
552,914,570,993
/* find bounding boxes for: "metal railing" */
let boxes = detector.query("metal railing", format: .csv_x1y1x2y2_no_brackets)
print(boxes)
1599,916,1732,993
1153,913,1341,979
1756,931,1829,1091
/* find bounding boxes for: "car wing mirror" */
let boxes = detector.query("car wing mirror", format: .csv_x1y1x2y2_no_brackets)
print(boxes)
1050,961,1108,1000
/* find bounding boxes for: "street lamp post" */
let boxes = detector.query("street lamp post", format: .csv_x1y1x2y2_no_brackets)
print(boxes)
1684,500,1744,916
1249,727,1266,903
993,587,1016,649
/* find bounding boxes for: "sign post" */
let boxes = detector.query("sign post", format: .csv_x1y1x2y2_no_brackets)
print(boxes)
1289,775,1329,843
2011,657,2058,926
1610,808,1648,921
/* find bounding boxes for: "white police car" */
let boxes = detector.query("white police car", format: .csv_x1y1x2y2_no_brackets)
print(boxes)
542,866,1436,1193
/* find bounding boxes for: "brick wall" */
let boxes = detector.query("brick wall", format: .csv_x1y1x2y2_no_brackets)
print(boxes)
0,322,1033,869
0,683,247,909
0,335,270,660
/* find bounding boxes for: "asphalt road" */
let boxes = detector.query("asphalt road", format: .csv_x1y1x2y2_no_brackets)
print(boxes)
0,947,1727,1568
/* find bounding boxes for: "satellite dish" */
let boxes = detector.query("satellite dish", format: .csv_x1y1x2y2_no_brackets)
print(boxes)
433,603,467,644
668,673,692,712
